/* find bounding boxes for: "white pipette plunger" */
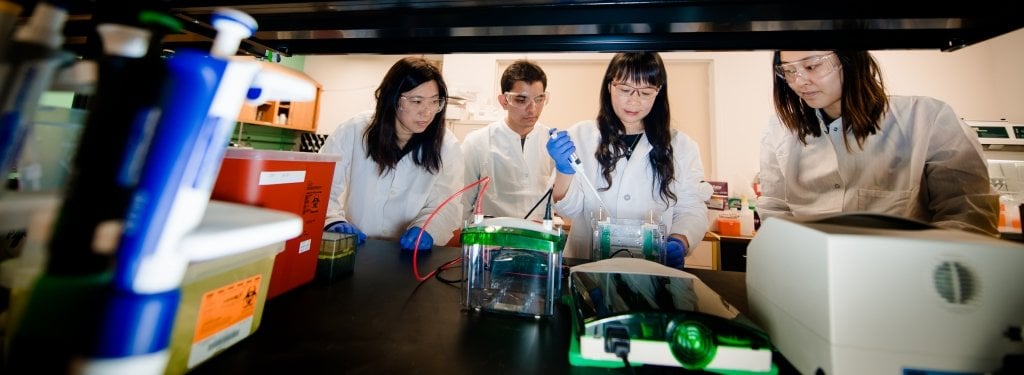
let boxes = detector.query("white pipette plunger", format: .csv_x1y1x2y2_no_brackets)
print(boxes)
549,130,607,211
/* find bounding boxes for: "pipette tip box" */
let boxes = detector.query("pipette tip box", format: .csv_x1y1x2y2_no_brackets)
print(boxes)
316,231,355,283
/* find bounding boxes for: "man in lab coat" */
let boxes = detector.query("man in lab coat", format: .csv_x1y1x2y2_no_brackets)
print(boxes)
461,60,555,222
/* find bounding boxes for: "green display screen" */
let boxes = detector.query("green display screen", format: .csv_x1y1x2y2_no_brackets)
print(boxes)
975,126,1010,139
1014,126,1024,139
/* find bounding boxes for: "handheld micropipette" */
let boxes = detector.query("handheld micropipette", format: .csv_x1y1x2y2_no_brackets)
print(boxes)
549,130,607,210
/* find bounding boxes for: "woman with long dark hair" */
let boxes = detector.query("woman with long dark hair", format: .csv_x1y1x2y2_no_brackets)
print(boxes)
759,50,997,236
547,52,708,267
320,57,464,250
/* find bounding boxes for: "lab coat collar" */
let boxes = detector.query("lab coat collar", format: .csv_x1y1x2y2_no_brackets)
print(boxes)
815,109,842,134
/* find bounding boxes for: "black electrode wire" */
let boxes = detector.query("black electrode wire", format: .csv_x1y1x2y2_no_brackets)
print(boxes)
620,355,635,374
434,260,464,285
419,256,463,286
610,249,636,258
606,325,635,374
543,187,554,221
524,187,554,220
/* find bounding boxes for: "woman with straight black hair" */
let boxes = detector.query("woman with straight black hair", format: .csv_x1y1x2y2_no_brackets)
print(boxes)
320,56,464,250
547,52,709,267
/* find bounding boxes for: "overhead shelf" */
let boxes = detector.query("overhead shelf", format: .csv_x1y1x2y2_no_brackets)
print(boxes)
57,1,1024,56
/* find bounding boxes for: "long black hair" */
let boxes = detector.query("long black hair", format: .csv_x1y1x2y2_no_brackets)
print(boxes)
596,52,676,204
365,56,449,175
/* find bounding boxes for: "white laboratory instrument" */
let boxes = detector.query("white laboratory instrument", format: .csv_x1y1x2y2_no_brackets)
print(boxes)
747,213,1024,374
568,258,774,372
966,120,1024,233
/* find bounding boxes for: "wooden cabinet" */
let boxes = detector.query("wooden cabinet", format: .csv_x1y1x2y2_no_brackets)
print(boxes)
716,233,752,272
446,119,490,141
236,61,322,132
686,232,721,270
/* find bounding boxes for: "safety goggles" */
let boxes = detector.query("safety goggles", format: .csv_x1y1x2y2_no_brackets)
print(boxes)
503,91,549,109
399,95,446,114
774,53,840,83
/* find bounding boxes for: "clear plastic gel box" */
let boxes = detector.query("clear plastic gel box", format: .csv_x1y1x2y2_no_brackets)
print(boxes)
461,217,567,318
591,217,666,263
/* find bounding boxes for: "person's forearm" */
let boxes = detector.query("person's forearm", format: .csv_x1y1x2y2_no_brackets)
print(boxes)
551,173,572,202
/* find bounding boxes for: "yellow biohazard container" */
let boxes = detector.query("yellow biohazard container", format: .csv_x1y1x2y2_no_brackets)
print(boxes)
163,243,282,375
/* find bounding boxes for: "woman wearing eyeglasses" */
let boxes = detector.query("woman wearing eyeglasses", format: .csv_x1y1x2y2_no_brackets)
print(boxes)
759,50,998,236
319,56,465,250
546,52,709,267
461,60,555,222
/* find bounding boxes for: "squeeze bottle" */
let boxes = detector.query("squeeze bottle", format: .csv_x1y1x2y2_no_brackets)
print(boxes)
739,196,755,236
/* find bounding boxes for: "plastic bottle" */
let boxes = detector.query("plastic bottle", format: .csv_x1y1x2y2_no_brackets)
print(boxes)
739,196,755,236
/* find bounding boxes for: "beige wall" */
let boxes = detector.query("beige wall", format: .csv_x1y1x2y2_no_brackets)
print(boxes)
303,28,1024,196
304,54,442,133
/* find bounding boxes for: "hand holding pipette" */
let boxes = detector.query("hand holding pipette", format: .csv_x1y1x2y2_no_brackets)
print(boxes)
547,129,607,209
547,130,578,174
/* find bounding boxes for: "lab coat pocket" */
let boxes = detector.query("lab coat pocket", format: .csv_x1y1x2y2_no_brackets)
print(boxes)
856,189,911,214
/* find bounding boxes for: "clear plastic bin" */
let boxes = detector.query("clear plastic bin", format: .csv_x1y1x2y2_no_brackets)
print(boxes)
461,217,566,318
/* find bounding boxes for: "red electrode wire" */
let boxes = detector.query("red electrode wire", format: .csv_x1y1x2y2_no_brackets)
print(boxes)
412,176,491,282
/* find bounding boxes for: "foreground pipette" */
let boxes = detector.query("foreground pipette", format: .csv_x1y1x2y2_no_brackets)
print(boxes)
549,130,606,210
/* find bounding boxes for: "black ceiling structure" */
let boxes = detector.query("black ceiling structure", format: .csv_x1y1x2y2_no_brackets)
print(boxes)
56,1,1024,58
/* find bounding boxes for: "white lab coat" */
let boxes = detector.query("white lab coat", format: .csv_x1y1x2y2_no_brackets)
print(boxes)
461,120,554,221
758,95,998,236
319,111,465,245
553,120,709,259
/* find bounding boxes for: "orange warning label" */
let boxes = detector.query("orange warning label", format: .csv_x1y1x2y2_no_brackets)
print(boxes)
193,274,262,343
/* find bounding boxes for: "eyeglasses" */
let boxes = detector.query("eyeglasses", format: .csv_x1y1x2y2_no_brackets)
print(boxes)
399,95,446,114
774,53,840,83
610,82,660,102
503,91,549,109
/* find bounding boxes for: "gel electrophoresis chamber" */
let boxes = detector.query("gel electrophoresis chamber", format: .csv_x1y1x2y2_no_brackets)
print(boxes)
461,217,567,318
591,216,666,263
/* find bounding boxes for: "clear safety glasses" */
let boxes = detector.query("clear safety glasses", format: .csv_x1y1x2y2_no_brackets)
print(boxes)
503,91,550,109
774,53,840,83
399,95,446,114
610,82,661,102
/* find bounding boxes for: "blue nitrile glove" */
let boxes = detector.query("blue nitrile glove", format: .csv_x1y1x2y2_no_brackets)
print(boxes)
547,129,577,175
400,226,433,251
325,221,366,246
665,237,686,269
